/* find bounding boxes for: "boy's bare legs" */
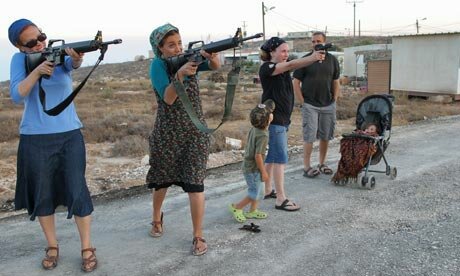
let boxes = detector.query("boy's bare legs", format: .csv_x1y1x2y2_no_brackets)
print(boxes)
248,199,259,212
235,197,252,210
38,215,58,267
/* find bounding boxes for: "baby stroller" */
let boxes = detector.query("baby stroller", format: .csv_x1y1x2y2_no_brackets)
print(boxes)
332,94,397,189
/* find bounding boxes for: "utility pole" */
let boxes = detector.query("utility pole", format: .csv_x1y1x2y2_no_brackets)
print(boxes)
242,21,248,37
416,17,427,34
346,0,363,38
359,20,361,37
262,2,275,42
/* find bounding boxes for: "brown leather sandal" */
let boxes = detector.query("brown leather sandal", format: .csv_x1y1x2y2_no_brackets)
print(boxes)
81,248,97,273
42,246,59,270
149,211,164,238
192,237,207,256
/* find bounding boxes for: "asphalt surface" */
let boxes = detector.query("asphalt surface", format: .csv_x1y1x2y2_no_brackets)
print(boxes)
1,115,459,276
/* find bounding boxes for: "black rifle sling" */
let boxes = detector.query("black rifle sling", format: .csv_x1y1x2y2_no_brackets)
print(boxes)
173,66,240,134
38,48,106,116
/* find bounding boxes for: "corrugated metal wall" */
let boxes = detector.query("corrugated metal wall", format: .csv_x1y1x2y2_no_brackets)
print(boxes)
368,60,391,93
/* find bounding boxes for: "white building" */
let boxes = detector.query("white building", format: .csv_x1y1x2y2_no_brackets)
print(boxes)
391,32,460,99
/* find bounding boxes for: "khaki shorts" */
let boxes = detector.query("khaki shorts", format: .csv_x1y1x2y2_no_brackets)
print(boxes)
302,102,336,143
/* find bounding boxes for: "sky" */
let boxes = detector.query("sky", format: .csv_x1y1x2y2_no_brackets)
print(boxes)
1,0,460,81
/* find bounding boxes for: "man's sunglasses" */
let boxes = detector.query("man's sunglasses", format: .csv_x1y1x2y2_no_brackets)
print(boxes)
22,33,47,48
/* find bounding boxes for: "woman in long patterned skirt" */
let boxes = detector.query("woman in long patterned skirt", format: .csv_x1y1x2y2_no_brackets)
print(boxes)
147,23,221,256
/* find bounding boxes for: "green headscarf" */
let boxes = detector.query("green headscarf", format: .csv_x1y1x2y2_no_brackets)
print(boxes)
149,23,179,58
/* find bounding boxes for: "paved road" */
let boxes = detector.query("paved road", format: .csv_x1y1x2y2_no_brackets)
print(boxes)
1,116,460,276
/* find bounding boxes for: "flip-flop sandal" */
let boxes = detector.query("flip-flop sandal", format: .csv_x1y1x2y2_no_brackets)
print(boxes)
303,167,320,178
275,199,300,212
318,164,333,175
244,209,268,219
263,189,277,199
239,223,261,233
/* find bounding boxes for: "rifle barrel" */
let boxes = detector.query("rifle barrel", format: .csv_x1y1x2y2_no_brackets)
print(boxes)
241,33,264,42
103,39,123,45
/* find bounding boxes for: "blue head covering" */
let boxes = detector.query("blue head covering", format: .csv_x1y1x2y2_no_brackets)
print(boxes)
8,18,36,46
149,23,179,58
260,37,286,52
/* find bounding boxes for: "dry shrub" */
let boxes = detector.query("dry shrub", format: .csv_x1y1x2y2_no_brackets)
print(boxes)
81,111,153,143
83,79,152,94
111,135,149,157
336,94,362,120
209,131,231,153
0,113,20,142
204,105,224,119
208,72,225,83
209,124,250,153
0,141,18,159
228,105,249,121
393,98,460,125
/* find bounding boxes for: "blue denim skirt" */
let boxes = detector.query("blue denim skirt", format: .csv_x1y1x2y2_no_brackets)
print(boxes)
265,124,289,164
14,129,94,221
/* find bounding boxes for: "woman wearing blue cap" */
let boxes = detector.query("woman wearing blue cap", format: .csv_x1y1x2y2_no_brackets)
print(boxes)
146,23,221,256
8,19,97,272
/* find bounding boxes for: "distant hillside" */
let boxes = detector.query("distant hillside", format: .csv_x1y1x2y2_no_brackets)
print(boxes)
0,60,151,96
72,59,151,82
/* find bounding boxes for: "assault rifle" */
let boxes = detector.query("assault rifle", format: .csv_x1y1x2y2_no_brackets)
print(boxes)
165,28,263,75
29,31,122,116
26,31,122,76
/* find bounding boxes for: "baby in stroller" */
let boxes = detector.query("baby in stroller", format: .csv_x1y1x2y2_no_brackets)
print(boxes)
355,122,380,137
331,122,380,185
331,94,397,189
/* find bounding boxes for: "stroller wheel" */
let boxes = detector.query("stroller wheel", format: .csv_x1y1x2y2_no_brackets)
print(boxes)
390,167,397,180
365,175,376,190
359,175,367,188
386,166,391,176
360,175,376,190
335,179,347,186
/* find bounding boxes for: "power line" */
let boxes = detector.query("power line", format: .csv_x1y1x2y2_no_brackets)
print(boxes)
261,8,460,37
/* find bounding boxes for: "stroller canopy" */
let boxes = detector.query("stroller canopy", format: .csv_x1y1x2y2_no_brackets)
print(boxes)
356,94,394,134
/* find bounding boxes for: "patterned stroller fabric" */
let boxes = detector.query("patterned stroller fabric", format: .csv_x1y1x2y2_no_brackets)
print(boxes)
332,132,377,183
332,94,394,184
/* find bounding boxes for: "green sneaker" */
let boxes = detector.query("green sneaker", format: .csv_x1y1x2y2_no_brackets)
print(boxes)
228,204,246,223
244,209,268,219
